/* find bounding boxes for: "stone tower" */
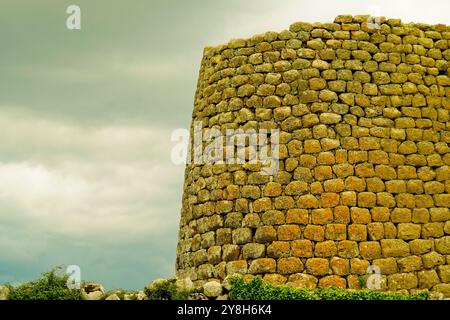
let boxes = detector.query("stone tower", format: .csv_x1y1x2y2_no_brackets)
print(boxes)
176,15,450,295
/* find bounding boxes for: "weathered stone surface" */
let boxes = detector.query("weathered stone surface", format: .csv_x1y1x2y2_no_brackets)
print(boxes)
418,270,441,289
292,239,313,257
438,265,450,283
338,240,359,258
125,291,146,300
381,239,410,257
203,281,223,297
348,224,367,241
305,258,329,276
226,260,248,275
423,223,445,239
373,258,398,275
359,241,382,260
176,277,195,292
397,256,423,273
278,224,301,240
278,257,304,274
287,273,318,288
83,291,104,300
432,284,450,298
430,208,450,222
387,273,418,291
350,258,370,275
315,241,338,257
255,226,277,243
188,292,209,300
105,294,120,300
303,225,325,241
409,239,433,255
232,228,253,244
435,236,450,254
0,285,10,300
249,258,277,274
397,223,421,240
176,15,450,292
320,113,342,124
318,275,347,288
242,243,266,259
84,282,105,294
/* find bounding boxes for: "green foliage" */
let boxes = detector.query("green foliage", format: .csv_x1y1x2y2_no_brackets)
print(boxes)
317,286,428,300
144,278,191,300
229,277,318,300
8,267,82,300
358,275,367,288
229,277,429,301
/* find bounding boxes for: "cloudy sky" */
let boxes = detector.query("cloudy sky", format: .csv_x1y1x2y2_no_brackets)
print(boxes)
0,0,449,290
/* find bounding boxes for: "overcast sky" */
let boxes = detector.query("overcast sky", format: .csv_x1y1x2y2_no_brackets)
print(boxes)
0,0,449,290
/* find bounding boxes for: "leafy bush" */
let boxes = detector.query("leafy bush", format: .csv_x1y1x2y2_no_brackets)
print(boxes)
317,286,428,300
8,267,82,300
229,277,318,300
144,278,191,300
229,277,429,301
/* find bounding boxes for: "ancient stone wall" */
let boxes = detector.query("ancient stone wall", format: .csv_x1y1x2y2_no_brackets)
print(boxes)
176,15,450,295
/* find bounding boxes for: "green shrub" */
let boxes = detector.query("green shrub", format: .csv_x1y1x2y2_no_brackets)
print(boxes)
229,277,429,301
229,277,318,300
144,278,191,300
8,267,82,300
317,286,428,300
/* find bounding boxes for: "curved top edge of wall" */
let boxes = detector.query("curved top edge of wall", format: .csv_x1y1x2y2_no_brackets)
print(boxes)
203,14,450,57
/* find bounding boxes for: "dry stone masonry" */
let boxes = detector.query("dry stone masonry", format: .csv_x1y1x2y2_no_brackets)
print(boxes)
176,15,450,296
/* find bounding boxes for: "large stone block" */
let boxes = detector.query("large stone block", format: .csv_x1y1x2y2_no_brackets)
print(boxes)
249,258,277,274
305,258,330,276
380,239,410,257
387,273,418,291
278,257,304,274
